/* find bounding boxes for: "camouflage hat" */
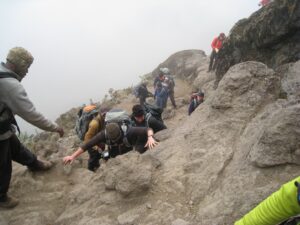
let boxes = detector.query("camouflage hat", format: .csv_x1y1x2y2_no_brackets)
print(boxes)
7,47,34,68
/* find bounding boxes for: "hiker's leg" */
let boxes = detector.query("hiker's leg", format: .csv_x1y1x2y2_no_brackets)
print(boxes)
9,134,37,166
188,101,194,115
212,53,219,71
208,50,215,71
155,97,162,108
109,146,120,158
139,97,145,105
0,138,13,200
169,91,176,108
87,148,101,171
135,135,148,154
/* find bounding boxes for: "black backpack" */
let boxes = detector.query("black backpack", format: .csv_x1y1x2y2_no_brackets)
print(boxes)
104,109,133,148
0,73,20,134
143,102,163,122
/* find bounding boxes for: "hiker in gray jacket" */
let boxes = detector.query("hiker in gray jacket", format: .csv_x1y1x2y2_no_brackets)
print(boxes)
0,47,64,209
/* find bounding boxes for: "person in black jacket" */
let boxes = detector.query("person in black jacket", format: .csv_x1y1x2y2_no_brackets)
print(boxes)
131,104,166,133
63,123,158,164
188,92,204,115
137,82,153,105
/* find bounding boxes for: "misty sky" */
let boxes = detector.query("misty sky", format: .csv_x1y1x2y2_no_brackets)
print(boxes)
0,0,259,133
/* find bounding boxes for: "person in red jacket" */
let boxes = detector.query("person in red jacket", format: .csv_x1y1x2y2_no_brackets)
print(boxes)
208,33,226,72
258,0,270,7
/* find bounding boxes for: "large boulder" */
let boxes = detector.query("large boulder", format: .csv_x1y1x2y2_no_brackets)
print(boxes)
215,0,300,86
152,49,209,82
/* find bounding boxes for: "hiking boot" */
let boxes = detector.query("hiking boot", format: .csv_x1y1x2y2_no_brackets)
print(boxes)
28,159,53,172
0,195,19,209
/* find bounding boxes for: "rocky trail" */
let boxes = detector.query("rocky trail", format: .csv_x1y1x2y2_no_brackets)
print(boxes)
1,1,300,224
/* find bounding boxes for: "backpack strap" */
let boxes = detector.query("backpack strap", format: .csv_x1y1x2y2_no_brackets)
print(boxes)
121,122,132,148
0,74,20,134
145,113,152,128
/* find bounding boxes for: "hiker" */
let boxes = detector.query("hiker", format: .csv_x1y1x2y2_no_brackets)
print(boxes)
135,82,153,105
82,106,108,172
163,68,177,108
131,104,167,133
63,123,158,164
188,91,204,115
258,0,271,7
208,33,226,72
0,47,64,209
154,81,169,109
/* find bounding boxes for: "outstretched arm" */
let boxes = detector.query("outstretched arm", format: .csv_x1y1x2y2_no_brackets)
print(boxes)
63,147,84,165
145,128,158,149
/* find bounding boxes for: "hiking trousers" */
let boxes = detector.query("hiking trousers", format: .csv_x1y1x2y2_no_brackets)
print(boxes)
0,134,37,200
139,96,146,105
168,90,176,108
208,50,219,71
87,148,101,172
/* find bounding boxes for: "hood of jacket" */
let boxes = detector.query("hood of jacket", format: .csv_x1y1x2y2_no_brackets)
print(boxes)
0,62,22,81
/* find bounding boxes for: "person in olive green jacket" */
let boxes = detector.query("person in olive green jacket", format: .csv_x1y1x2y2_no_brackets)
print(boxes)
235,176,300,225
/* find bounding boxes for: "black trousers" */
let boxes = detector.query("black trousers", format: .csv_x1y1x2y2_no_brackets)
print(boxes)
168,90,176,108
0,134,37,200
139,96,146,105
208,50,219,71
87,148,101,172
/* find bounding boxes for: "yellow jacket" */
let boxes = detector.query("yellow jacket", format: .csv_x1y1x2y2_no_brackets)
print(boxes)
83,114,104,147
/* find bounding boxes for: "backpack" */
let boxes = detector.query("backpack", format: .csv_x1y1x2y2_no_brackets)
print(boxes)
165,75,175,89
75,105,98,140
104,109,133,148
143,102,163,123
0,73,20,134
279,216,300,225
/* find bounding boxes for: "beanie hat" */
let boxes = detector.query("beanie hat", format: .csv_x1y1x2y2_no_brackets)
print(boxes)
7,47,34,68
132,104,144,117
105,123,122,142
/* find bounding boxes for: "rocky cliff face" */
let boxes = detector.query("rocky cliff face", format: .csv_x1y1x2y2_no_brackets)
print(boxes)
1,1,300,224
215,0,300,86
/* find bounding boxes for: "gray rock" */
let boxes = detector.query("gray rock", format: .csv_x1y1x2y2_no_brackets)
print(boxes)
215,0,300,86
172,218,190,225
103,152,160,196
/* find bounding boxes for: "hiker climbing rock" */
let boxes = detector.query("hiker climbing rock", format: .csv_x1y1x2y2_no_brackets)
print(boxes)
154,68,176,108
188,91,204,116
63,121,158,165
133,82,153,105
208,33,226,72
75,105,108,172
0,47,64,209
131,104,167,133
154,81,169,109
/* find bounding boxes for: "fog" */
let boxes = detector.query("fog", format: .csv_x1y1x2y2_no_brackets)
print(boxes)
0,0,258,134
